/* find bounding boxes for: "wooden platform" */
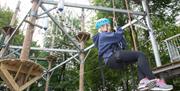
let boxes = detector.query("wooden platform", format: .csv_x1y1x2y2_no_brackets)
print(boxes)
1,26,15,35
153,60,180,79
0,59,44,91
75,31,90,42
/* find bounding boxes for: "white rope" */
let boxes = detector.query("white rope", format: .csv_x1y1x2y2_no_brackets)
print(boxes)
112,0,118,30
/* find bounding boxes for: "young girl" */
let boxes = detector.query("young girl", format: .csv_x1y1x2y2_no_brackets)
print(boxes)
92,18,173,90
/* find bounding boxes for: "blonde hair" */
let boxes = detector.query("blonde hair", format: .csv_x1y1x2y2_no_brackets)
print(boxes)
98,28,102,33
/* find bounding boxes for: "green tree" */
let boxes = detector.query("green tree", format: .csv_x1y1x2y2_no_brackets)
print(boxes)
0,7,13,48
0,7,13,27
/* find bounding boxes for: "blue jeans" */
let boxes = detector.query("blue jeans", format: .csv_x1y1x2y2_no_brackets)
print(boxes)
106,50,155,80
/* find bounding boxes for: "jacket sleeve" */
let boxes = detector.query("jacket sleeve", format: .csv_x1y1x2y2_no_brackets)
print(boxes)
114,26,124,39
116,26,124,33
100,27,124,44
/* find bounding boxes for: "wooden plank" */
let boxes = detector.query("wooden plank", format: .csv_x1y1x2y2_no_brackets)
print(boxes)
159,68,180,78
153,61,180,74
153,60,180,70
0,64,19,91
14,63,23,80
25,64,34,82
1,60,43,72
20,76,42,91
3,60,18,66
4,64,42,76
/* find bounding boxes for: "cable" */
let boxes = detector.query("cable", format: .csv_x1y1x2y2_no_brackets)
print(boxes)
124,0,138,51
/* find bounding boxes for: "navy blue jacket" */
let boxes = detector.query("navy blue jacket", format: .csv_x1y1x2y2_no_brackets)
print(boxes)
92,27,126,64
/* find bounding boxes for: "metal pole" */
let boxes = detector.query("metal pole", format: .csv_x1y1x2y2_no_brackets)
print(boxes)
42,1,145,16
40,5,81,51
37,7,56,17
47,42,91,73
48,53,79,72
0,1,21,57
79,8,85,91
122,16,144,29
141,0,162,67
9,45,78,53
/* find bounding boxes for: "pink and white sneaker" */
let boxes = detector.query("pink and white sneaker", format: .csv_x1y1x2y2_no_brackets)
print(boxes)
138,78,156,90
151,79,173,91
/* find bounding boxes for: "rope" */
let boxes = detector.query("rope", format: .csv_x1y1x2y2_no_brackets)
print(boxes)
124,1,138,90
112,0,118,30
124,0,138,51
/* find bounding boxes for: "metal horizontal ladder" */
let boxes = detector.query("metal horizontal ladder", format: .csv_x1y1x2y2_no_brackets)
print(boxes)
153,34,180,78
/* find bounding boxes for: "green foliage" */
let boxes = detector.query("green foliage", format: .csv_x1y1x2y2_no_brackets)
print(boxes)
0,7,13,27
11,32,24,45
151,16,180,65
0,7,13,48
150,0,180,21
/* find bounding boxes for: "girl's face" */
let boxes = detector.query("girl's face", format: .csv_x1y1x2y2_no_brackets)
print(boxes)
100,24,111,32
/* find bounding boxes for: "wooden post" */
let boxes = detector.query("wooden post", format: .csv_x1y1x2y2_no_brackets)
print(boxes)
20,0,40,60
18,0,40,86
45,24,55,91
44,56,56,91
77,32,90,90
79,8,85,91
79,42,85,91
45,59,53,91
0,1,21,57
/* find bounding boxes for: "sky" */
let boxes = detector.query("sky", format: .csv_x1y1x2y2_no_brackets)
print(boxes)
0,0,94,47
0,0,90,17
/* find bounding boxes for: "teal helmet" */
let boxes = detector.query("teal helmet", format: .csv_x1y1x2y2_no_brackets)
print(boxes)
95,18,110,30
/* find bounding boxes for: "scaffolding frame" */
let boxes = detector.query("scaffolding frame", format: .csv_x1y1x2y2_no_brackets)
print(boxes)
0,0,163,90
